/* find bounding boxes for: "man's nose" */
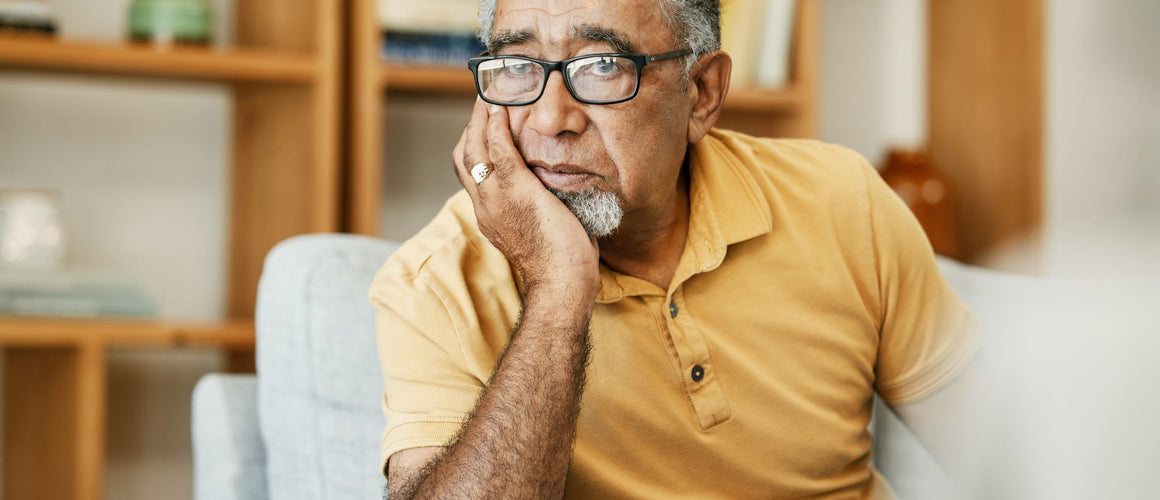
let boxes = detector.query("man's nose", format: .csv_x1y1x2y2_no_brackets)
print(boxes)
525,71,588,138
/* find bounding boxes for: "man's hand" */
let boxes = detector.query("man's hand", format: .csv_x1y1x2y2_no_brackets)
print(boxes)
452,98,600,302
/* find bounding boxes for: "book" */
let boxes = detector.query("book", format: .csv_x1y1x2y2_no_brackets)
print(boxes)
720,0,763,89
382,31,485,66
754,0,796,89
721,0,796,90
0,0,56,34
0,269,156,318
378,0,483,65
378,0,478,34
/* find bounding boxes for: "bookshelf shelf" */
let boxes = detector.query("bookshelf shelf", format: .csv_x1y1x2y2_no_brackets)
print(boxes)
380,62,474,93
0,317,254,348
0,34,317,84
724,86,802,113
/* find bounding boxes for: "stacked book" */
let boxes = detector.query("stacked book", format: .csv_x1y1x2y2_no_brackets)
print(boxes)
0,269,156,318
0,0,55,34
379,0,484,66
721,0,797,90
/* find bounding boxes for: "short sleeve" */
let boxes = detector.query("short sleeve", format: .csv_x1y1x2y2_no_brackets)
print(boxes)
369,266,484,474
863,163,978,406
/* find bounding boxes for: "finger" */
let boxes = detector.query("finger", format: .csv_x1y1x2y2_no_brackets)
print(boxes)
454,99,490,200
484,105,534,188
451,126,469,182
461,98,491,175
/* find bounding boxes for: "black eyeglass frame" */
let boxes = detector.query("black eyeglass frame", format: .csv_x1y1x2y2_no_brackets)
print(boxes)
466,49,693,106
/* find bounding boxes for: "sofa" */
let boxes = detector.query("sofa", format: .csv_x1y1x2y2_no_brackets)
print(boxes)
191,233,1039,499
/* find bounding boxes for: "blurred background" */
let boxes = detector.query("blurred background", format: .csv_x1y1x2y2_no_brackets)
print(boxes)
0,0,1156,498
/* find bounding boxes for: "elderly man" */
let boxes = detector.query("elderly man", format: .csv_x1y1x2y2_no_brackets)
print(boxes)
370,0,979,498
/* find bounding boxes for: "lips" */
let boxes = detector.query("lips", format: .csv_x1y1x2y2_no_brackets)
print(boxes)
527,161,598,191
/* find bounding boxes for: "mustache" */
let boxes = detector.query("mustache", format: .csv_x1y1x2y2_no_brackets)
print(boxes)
509,134,599,169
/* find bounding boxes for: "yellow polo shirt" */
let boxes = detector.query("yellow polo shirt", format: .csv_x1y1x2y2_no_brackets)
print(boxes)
370,129,976,499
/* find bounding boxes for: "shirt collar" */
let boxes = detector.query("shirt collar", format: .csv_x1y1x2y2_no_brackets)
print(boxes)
596,129,773,303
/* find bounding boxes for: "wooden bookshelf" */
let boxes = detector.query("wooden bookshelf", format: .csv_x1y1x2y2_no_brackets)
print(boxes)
0,0,342,498
929,0,1044,262
723,86,805,113
0,317,255,348
0,317,255,500
0,34,316,84
346,0,818,235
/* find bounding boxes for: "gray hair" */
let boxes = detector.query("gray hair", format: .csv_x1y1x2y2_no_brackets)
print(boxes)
477,0,720,77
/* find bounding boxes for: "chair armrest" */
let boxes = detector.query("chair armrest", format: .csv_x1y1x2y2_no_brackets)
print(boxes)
192,373,267,500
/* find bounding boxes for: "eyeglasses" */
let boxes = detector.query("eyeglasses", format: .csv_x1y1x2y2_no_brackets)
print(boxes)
467,49,693,106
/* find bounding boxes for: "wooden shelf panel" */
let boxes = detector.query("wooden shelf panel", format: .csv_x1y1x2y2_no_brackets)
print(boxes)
0,317,255,349
380,62,474,93
724,86,802,113
379,61,801,112
0,34,317,84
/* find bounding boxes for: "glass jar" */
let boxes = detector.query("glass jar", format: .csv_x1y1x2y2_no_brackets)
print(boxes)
128,0,213,46
0,189,67,270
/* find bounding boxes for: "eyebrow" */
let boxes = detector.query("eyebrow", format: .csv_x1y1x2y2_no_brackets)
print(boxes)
574,24,635,53
488,29,536,54
487,24,637,55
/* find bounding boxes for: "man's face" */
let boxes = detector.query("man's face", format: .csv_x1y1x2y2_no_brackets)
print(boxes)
491,0,694,234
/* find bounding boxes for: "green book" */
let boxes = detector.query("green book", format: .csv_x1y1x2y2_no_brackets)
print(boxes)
0,269,156,318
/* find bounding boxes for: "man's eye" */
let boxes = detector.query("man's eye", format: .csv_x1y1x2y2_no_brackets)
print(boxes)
505,61,534,75
590,58,621,76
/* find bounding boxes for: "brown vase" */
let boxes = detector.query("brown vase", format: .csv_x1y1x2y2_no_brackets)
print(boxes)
878,148,960,258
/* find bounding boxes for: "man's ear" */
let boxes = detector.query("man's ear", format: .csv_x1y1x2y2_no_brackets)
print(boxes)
687,51,732,144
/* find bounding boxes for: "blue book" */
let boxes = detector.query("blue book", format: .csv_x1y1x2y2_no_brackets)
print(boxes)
382,31,485,66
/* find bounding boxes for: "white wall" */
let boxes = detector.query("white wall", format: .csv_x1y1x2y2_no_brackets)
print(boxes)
380,95,473,241
1040,0,1160,278
819,0,926,167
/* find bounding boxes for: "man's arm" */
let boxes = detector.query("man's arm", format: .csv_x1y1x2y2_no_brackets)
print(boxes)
390,289,592,499
387,100,600,499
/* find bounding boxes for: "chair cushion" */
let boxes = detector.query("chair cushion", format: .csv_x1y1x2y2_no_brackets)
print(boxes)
256,234,398,500
192,374,267,500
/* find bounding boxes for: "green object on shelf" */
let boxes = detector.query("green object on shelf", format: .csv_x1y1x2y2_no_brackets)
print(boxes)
128,0,212,45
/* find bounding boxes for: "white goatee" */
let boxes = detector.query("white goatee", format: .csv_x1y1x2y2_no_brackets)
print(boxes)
547,188,623,239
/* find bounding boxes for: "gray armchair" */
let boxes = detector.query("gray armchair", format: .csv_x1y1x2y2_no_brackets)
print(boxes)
193,234,398,500
192,233,1038,499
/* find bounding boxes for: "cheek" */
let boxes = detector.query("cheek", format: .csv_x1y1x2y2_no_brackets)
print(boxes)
597,120,685,204
601,101,688,183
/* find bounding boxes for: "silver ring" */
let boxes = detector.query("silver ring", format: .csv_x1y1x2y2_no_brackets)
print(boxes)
470,162,491,184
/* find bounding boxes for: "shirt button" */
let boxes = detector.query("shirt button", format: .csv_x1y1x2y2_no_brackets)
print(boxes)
669,302,678,318
691,364,705,382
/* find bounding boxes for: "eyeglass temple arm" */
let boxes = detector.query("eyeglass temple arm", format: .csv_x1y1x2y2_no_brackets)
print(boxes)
647,49,694,63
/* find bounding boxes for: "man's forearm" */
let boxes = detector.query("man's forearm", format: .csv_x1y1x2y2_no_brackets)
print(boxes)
402,288,593,499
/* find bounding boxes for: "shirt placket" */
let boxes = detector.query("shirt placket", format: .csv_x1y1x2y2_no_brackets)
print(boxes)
661,286,732,430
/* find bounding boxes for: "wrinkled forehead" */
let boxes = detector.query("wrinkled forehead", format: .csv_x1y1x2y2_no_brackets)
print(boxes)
491,0,672,54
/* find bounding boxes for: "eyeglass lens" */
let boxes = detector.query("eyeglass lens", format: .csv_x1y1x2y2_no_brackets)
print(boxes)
476,55,639,105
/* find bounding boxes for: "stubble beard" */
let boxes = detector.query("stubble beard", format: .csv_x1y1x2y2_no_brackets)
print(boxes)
547,187,623,239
